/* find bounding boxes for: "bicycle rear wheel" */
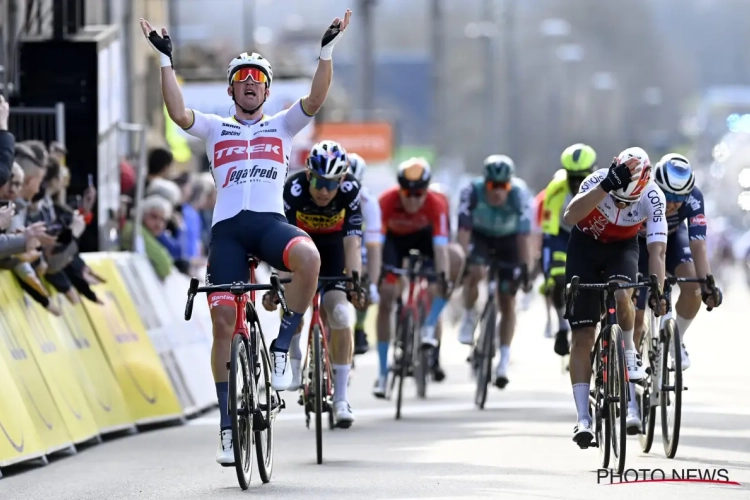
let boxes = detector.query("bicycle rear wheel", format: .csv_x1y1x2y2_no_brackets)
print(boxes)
229,334,255,489
607,324,628,475
660,318,682,458
475,304,496,409
312,324,324,464
637,316,657,453
255,345,275,483
394,311,414,420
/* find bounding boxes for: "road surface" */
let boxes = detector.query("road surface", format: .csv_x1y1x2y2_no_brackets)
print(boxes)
2,278,749,499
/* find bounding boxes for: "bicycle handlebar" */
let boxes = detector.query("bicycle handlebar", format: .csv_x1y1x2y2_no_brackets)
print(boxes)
184,275,293,321
664,274,718,312
316,271,361,296
564,273,661,320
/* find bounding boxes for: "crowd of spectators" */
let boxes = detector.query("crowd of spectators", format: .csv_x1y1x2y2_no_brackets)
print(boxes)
0,95,103,316
119,145,215,280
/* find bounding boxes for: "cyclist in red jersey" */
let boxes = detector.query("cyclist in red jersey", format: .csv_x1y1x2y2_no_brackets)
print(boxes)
372,158,460,397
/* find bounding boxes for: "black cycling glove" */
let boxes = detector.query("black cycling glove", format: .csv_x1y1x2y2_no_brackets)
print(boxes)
146,29,174,68
599,161,632,193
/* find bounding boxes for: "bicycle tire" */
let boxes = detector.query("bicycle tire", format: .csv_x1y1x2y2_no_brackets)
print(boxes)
475,304,496,409
322,332,338,430
660,318,682,459
395,311,413,420
591,328,610,468
312,324,324,464
229,334,254,489
608,324,628,475
255,345,275,483
637,324,656,453
414,298,428,399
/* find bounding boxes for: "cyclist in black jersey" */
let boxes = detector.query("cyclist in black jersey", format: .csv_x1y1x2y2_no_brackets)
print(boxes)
265,140,367,427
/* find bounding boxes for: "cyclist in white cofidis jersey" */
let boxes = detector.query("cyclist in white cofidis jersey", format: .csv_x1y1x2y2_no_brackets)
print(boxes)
140,10,352,467
562,147,668,448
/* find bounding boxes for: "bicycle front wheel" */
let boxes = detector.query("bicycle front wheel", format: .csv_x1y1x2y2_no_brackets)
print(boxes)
607,324,628,475
229,334,255,489
475,304,496,409
394,311,414,420
312,324,324,464
637,322,656,453
255,345,275,483
660,318,682,459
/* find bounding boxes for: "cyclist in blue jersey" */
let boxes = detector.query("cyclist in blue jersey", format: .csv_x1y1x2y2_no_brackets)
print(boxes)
629,153,724,433
457,155,534,389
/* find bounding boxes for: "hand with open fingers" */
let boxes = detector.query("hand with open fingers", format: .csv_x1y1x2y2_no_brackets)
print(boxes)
262,291,279,312
601,157,636,193
140,18,173,67
38,231,58,247
0,94,9,129
319,9,352,60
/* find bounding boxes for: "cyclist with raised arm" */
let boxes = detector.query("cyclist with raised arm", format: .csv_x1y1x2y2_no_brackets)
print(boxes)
541,144,597,354
627,153,723,433
347,153,382,356
139,10,352,465
456,155,534,389
563,147,668,448
264,140,366,427
373,158,457,397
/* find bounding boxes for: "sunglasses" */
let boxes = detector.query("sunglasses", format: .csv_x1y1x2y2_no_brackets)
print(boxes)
310,175,341,191
231,67,268,84
485,180,510,191
664,192,686,203
399,188,426,198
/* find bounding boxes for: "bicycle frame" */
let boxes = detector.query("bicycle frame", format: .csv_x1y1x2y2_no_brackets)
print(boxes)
301,289,333,399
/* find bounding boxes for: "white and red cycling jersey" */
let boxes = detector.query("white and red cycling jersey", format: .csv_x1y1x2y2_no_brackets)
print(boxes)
575,168,668,245
183,101,313,226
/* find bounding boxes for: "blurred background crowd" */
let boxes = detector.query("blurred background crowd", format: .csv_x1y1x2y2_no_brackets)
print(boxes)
1,0,750,309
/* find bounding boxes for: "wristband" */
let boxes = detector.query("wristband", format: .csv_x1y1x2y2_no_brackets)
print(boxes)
158,52,173,68
319,46,334,61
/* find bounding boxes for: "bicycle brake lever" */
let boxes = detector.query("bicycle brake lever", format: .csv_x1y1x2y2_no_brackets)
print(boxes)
184,277,199,321
270,274,291,316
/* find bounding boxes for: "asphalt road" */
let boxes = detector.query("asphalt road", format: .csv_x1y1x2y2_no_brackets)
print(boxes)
2,277,749,499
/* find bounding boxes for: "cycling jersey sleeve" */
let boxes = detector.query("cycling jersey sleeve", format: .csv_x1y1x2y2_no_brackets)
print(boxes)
578,169,606,193
643,185,668,245
457,183,478,232
343,180,363,238
280,99,314,137
684,187,707,241
360,188,382,245
378,190,396,242
429,194,450,247
513,183,532,235
182,109,221,140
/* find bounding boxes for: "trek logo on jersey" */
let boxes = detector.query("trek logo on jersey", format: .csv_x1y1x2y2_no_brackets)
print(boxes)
689,214,707,227
221,164,279,188
214,137,284,168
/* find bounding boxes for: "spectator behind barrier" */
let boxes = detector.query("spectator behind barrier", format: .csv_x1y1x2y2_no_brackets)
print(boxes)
147,147,174,187
145,177,189,273
121,195,175,280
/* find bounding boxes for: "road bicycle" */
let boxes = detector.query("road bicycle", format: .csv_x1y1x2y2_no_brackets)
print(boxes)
184,256,289,490
565,273,660,475
637,274,718,459
297,273,361,465
468,257,524,409
382,250,443,419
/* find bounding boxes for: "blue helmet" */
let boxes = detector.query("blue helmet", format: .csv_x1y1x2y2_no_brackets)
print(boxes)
654,153,695,195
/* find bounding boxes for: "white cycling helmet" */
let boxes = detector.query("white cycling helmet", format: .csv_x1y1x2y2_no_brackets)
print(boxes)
227,52,274,87
307,140,349,179
611,146,652,203
348,153,367,182
654,153,695,196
